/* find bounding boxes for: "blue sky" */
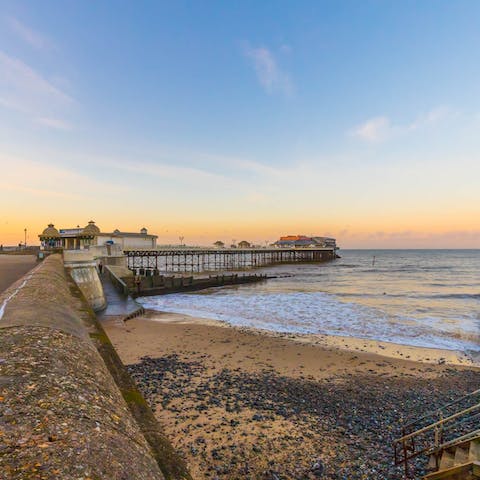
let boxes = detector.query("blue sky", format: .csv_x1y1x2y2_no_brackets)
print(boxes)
1,1,480,247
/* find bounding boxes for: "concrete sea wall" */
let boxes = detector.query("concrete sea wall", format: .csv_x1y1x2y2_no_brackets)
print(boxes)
0,255,191,479
63,250,107,312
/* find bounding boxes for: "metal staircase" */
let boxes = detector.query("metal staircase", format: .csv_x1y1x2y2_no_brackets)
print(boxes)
393,389,480,479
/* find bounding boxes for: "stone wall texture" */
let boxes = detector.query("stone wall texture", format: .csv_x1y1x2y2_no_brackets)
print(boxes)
67,264,107,312
0,255,166,479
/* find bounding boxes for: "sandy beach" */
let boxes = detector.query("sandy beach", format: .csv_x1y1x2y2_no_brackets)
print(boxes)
0,254,37,294
104,311,480,479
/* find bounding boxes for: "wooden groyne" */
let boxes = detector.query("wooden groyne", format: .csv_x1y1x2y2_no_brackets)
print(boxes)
0,255,191,480
130,272,268,298
125,247,336,273
104,264,269,299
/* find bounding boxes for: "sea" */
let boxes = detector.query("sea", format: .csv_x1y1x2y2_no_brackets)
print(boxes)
138,250,480,353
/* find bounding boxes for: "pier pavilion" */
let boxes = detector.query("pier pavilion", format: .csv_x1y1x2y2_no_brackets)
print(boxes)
39,221,158,250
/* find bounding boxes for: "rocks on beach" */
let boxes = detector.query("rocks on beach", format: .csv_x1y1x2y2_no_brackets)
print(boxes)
127,353,480,480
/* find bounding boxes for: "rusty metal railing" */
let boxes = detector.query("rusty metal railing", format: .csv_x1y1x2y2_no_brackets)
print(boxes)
393,388,480,478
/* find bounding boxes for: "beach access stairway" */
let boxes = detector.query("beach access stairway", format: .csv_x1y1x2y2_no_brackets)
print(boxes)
393,389,480,479
423,437,480,479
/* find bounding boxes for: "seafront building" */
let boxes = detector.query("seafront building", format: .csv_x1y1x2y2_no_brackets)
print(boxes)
238,240,251,248
273,235,337,249
39,221,158,250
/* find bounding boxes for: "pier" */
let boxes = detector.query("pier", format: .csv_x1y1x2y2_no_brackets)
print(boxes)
125,247,336,273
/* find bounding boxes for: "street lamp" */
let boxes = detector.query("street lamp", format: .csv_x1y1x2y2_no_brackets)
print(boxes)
24,228,27,248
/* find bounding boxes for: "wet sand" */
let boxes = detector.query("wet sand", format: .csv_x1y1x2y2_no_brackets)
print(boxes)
104,311,480,479
0,255,37,293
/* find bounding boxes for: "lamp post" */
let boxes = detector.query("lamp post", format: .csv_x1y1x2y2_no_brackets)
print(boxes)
24,228,27,249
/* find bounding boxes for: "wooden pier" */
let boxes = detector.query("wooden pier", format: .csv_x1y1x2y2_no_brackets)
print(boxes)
124,247,336,274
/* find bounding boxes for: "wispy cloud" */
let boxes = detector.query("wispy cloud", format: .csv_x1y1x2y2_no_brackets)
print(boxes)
244,45,293,95
406,106,452,131
351,116,390,143
190,151,286,178
0,50,74,128
351,107,453,143
0,182,76,199
0,152,128,199
117,160,227,182
35,117,72,131
0,51,73,106
77,154,231,185
7,16,54,51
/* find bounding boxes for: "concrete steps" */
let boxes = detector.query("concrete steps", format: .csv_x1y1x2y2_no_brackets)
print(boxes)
470,439,480,462
425,438,480,479
424,461,480,480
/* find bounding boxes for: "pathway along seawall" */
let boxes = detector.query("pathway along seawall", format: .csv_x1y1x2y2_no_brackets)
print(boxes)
0,254,191,480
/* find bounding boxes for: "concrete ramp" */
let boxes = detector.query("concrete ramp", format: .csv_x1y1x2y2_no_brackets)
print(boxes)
97,272,144,320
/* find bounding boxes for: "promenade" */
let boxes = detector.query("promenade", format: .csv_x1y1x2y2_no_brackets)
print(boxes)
0,254,37,293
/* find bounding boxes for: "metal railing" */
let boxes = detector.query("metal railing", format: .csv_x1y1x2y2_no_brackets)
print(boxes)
393,389,480,478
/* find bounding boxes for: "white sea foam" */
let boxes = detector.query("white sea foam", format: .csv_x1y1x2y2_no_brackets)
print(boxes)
138,250,480,352
139,290,480,351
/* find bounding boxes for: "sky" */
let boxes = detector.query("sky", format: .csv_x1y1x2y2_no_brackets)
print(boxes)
0,1,479,248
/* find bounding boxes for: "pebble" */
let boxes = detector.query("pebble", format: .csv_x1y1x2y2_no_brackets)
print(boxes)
127,354,480,479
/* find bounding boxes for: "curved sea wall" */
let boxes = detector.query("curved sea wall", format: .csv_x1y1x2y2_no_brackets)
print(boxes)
0,254,190,479
63,250,106,312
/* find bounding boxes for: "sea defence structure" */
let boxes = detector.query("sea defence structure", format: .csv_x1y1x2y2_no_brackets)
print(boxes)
63,249,106,311
125,246,337,273
0,255,191,479
105,264,269,298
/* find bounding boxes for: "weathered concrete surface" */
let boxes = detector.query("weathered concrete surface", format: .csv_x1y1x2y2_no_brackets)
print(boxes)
97,273,144,320
63,250,107,312
0,255,168,479
1,327,165,479
106,264,133,278
94,266,191,479
93,323,192,480
0,258,89,339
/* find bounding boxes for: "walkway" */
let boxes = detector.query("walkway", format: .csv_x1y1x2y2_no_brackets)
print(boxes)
0,254,37,293
97,273,144,320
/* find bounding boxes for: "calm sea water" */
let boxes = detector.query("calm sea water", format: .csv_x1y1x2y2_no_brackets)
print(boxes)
138,250,480,352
